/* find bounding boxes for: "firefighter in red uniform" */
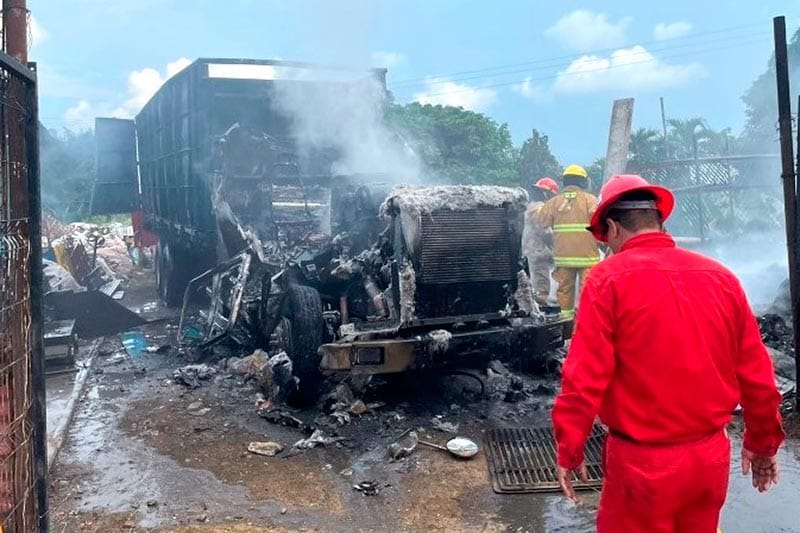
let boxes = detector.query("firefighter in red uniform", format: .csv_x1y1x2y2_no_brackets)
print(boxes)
552,174,784,533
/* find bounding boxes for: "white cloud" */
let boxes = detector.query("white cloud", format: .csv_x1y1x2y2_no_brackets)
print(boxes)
371,51,406,67
653,21,693,41
64,99,95,125
29,15,47,47
512,77,550,103
413,77,497,112
63,57,194,124
545,10,631,52
167,57,192,77
553,45,706,93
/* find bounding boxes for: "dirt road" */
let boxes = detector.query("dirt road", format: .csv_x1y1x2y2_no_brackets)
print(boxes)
47,275,800,532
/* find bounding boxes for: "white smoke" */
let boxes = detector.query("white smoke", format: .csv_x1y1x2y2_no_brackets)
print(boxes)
269,71,421,181
705,231,788,309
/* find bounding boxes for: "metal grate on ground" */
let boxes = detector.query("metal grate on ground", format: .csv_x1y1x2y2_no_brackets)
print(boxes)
484,425,605,494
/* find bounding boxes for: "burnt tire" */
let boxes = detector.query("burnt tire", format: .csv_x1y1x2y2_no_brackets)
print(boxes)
156,240,188,308
281,285,324,400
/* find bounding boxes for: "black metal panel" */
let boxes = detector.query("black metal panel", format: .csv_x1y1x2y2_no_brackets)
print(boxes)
90,118,139,215
484,425,605,494
419,207,514,284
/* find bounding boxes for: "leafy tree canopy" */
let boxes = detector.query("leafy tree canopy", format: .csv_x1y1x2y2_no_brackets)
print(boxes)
387,102,523,186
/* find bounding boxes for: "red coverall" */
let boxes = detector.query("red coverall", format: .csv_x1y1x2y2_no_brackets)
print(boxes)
552,232,785,533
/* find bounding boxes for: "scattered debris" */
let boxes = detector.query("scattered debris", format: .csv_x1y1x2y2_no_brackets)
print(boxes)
352,481,379,496
348,400,368,416
247,441,284,457
173,364,218,389
121,330,149,358
427,330,452,353
258,408,307,430
43,260,83,292
292,429,344,451
503,376,527,403
388,431,418,461
514,270,539,316
431,417,459,434
326,383,355,410
533,383,556,395
399,260,416,324
330,410,352,426
419,437,479,459
226,350,297,403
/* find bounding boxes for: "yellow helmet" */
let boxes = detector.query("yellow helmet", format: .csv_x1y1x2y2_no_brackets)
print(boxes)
562,164,588,179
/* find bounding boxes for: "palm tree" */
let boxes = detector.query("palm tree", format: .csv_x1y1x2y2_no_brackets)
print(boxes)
667,118,710,159
628,128,663,167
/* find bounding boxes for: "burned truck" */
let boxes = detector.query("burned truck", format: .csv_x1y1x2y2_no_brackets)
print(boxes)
91,58,570,394
179,180,571,394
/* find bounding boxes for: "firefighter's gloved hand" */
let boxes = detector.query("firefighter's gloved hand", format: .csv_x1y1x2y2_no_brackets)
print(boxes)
742,448,780,492
557,461,588,503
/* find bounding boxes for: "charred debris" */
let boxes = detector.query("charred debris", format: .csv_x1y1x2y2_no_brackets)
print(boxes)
176,123,572,399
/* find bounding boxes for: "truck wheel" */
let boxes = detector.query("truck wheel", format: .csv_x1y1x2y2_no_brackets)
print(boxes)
281,285,324,400
156,240,187,307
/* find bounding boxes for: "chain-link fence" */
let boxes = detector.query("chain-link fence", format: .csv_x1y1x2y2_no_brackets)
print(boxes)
632,155,782,240
0,51,46,532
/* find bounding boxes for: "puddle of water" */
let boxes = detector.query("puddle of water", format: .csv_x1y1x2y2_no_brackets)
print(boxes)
544,495,597,532
721,438,800,533
46,373,77,434
63,383,255,529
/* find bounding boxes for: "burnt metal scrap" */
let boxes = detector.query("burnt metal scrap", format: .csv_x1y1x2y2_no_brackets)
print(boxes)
176,123,571,397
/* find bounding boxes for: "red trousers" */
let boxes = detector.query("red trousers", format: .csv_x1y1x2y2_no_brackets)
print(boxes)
597,429,730,533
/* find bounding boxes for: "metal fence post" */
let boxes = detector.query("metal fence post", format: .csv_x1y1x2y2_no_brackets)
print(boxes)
773,16,800,411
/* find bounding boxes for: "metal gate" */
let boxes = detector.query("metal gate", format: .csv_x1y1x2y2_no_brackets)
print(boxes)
633,155,782,240
0,50,47,532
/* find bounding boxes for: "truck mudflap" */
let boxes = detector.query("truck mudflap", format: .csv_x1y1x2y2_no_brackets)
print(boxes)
318,318,571,375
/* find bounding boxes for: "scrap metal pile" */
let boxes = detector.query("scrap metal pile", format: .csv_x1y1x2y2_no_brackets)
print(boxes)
758,279,797,413
42,215,146,347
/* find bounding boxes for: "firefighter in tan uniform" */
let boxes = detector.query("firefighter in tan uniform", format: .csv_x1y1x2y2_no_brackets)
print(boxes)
535,164,600,318
522,177,559,306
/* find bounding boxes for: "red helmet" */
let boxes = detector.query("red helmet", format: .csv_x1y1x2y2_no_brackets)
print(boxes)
588,174,675,242
534,177,559,194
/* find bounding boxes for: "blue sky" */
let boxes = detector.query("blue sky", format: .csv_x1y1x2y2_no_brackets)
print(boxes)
29,0,800,164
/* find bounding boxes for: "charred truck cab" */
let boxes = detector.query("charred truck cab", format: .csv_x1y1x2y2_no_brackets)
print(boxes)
318,186,571,375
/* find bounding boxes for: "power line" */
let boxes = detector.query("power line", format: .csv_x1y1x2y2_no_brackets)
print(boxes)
394,35,770,101
392,28,771,90
390,20,796,87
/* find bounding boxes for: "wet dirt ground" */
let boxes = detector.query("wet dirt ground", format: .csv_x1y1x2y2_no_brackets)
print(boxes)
48,273,800,532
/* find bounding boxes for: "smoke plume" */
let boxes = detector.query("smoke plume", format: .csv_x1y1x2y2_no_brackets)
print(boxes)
269,69,421,182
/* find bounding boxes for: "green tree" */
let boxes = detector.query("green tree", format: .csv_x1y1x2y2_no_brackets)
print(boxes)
585,157,605,193
628,128,663,167
741,27,800,153
667,117,711,159
386,102,518,185
517,129,560,186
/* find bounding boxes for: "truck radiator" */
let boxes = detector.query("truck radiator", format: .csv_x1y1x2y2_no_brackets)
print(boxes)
418,207,514,284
